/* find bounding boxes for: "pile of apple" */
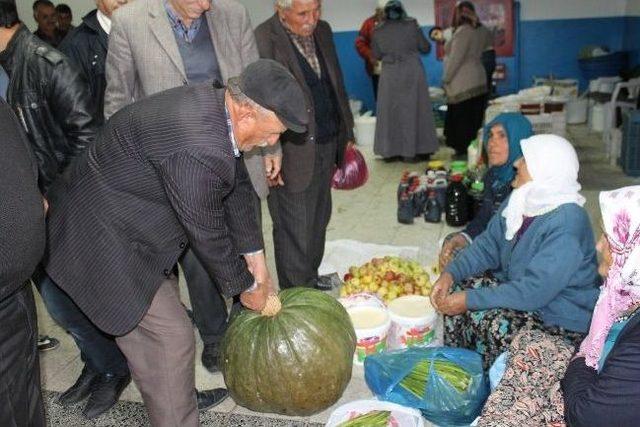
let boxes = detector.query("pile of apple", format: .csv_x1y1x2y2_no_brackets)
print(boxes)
339,256,432,303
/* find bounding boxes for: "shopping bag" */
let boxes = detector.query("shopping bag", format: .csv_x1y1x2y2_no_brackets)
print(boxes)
332,145,369,190
364,347,489,426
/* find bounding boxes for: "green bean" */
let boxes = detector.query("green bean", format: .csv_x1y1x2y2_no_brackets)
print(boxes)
338,410,391,427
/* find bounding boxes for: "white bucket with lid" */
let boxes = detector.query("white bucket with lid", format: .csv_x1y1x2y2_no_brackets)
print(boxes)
387,295,438,350
347,305,391,365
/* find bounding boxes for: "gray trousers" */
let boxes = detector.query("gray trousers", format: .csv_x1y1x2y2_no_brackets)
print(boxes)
268,141,337,289
116,277,197,427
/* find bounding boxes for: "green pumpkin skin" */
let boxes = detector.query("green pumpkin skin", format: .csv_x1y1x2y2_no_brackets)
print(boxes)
220,287,357,416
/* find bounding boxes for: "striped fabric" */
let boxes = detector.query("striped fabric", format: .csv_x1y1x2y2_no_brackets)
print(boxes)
45,84,262,336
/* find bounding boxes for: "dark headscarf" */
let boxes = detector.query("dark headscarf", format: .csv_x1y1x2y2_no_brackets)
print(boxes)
384,1,407,21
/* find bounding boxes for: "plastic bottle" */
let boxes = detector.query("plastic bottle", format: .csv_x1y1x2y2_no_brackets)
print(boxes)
397,191,415,224
446,175,469,227
424,190,442,223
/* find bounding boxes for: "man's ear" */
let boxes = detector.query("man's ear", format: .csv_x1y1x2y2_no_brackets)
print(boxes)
236,103,257,122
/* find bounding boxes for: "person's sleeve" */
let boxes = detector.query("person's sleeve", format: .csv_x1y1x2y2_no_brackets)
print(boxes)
443,29,471,84
104,12,135,119
463,176,501,240
445,209,504,282
48,59,97,170
562,325,640,427
355,20,373,61
223,158,264,254
416,22,431,54
466,231,583,311
159,152,254,297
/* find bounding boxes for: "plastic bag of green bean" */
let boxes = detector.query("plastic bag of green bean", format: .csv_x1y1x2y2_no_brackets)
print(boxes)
364,347,489,426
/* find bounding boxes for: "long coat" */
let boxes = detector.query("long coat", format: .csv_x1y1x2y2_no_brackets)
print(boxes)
372,19,438,158
254,15,354,193
45,85,261,336
103,0,276,199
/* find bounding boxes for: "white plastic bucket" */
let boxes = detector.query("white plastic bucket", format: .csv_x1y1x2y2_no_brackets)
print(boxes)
347,305,391,365
354,115,376,147
566,98,588,124
387,295,438,350
590,103,606,132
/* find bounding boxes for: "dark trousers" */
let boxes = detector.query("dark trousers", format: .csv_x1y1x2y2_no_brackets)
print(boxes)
372,74,380,101
184,193,261,345
0,285,45,427
268,141,337,289
481,49,496,99
444,94,487,156
36,271,129,376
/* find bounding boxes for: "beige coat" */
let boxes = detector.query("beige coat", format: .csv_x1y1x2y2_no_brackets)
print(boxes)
103,0,278,198
443,24,487,104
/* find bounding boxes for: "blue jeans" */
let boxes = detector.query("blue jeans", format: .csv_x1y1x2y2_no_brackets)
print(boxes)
36,271,129,376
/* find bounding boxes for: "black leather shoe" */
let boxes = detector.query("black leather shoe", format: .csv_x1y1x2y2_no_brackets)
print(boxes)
197,388,228,412
83,373,131,419
201,343,220,373
315,273,338,291
57,365,99,405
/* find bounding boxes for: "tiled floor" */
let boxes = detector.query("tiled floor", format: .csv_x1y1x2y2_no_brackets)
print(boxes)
36,124,640,426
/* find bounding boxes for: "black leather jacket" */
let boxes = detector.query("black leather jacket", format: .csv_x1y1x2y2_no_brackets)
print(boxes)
0,25,96,196
59,10,108,126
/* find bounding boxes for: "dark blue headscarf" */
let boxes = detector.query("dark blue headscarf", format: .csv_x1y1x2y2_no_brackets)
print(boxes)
483,112,533,188
384,1,408,20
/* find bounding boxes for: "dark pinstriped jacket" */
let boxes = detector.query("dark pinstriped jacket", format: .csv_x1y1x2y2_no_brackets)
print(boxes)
44,84,261,336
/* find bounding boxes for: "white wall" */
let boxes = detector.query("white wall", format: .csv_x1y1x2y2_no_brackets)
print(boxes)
17,0,637,34
627,0,640,16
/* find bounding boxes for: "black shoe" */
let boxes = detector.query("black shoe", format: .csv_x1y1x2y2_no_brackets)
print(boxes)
38,335,60,352
57,365,99,406
82,373,131,419
197,388,228,412
315,274,337,291
201,343,220,373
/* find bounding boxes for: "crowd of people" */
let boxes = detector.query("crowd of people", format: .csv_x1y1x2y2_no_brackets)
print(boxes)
1,0,639,426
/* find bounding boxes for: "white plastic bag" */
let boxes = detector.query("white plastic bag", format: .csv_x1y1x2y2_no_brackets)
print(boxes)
325,399,425,427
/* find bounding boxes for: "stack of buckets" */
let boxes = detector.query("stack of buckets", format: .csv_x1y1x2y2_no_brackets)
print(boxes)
341,293,439,365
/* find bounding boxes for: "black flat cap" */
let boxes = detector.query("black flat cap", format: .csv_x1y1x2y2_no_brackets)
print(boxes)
238,59,309,133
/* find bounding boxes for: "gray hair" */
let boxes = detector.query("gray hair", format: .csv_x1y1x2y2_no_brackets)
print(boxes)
275,0,319,9
226,77,269,115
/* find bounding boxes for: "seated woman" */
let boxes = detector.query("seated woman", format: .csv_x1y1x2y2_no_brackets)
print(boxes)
439,112,533,269
431,134,600,369
478,186,640,427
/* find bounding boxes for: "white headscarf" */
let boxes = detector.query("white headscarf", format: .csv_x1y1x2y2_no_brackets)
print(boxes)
502,134,586,240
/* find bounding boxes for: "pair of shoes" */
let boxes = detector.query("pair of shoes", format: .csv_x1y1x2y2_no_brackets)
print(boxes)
83,373,131,419
197,388,228,412
38,335,60,352
402,156,421,163
201,343,220,373
57,365,99,405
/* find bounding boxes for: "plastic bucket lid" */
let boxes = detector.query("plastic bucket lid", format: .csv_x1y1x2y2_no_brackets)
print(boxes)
387,295,437,325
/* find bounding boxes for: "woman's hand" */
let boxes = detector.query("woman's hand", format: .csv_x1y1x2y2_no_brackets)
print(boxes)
439,233,469,270
430,272,454,311
438,291,468,316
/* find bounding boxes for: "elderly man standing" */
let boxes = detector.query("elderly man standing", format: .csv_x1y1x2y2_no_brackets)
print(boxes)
46,59,308,427
255,0,354,290
104,0,279,374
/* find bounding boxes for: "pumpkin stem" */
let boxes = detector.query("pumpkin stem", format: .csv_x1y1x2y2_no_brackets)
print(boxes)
260,294,282,317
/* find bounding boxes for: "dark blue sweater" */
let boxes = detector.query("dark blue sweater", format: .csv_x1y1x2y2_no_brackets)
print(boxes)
562,314,640,427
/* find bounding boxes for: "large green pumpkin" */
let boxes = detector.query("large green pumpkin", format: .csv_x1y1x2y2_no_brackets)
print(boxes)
219,287,356,416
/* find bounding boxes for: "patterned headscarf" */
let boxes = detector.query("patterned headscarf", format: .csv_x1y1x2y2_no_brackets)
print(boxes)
580,186,640,370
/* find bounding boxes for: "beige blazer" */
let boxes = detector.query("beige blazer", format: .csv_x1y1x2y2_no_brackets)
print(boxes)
104,0,278,198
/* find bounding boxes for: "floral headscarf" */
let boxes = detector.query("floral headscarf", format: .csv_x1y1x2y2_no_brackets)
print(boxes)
580,186,640,370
